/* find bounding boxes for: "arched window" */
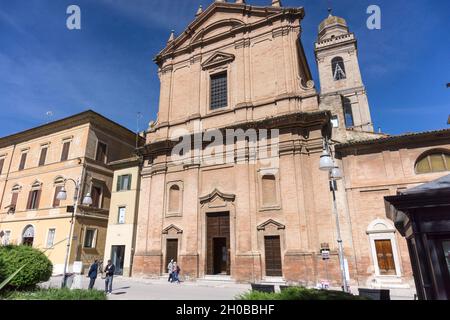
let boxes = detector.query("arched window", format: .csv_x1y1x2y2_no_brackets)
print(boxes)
332,57,346,81
262,175,277,206
22,225,35,246
54,176,65,185
415,150,450,174
168,184,181,213
343,98,354,128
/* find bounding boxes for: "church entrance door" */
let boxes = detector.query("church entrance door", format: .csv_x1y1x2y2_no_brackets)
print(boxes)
206,212,230,275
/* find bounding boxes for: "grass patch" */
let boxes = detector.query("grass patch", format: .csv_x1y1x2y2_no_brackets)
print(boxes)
238,287,368,300
2,288,107,300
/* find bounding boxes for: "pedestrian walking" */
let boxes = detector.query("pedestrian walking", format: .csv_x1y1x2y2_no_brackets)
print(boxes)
87,259,99,290
172,262,181,283
167,259,174,282
104,260,115,294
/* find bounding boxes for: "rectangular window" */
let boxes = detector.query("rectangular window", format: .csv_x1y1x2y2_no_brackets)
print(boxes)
27,190,41,210
19,153,27,171
38,147,48,166
331,115,339,128
10,192,18,213
96,142,108,163
61,141,70,161
117,174,132,191
375,239,396,275
343,102,354,128
46,229,56,248
84,229,97,248
0,158,5,175
118,206,126,224
2,231,11,245
210,72,228,110
53,186,63,207
91,185,103,208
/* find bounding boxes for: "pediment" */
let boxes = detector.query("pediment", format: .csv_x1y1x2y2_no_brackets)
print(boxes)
201,52,235,70
199,188,235,205
257,219,286,231
162,224,183,235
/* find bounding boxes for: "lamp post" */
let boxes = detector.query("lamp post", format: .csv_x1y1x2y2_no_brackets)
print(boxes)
319,140,349,293
56,178,93,288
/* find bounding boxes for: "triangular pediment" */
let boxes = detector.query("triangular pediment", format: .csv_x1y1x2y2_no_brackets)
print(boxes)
257,219,286,231
162,224,183,235
199,188,235,205
201,52,235,70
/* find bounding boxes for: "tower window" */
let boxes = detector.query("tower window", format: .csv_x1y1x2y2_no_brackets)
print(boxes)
343,99,354,128
210,72,228,110
332,57,346,81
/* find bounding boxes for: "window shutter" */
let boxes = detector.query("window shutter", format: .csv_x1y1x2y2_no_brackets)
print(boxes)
11,193,18,208
127,175,132,190
19,153,27,171
0,158,4,175
26,191,33,210
117,176,122,191
34,190,41,209
61,142,70,161
39,148,47,166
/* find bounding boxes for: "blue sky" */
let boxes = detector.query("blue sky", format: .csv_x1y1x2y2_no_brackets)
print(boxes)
0,0,449,137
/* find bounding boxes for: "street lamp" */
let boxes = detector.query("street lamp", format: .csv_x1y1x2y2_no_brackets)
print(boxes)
319,140,349,293
57,178,92,288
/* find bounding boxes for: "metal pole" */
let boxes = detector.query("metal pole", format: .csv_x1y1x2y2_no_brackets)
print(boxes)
331,183,349,292
61,179,80,288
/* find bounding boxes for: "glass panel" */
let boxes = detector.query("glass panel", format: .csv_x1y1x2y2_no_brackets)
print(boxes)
416,157,431,173
210,73,227,110
430,154,446,171
84,229,95,248
46,229,55,248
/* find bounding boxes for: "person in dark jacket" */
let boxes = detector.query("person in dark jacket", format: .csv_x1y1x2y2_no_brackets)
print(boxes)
87,260,99,289
104,260,115,294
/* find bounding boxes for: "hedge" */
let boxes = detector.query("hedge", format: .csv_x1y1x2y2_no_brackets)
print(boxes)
238,286,368,300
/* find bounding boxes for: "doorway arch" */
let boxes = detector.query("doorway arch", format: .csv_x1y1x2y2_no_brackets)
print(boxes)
22,225,35,246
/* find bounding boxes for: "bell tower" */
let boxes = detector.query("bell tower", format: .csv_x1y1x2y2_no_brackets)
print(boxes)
315,9,374,133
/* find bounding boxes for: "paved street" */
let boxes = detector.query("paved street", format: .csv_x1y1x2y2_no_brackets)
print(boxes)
42,276,416,300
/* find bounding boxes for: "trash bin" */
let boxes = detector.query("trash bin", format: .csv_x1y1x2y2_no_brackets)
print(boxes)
64,273,75,289
358,288,390,300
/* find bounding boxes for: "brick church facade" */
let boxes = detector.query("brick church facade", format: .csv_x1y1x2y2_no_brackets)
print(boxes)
131,0,450,290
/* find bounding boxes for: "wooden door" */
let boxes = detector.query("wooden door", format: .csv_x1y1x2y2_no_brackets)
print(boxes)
206,213,230,275
166,239,178,268
264,236,282,277
375,239,396,275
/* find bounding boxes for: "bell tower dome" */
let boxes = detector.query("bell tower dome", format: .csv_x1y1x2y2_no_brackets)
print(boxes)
315,9,374,133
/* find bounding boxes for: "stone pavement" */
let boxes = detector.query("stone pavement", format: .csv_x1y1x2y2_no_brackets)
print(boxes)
42,276,416,300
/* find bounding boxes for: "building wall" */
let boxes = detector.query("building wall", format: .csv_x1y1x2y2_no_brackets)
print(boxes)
104,165,141,276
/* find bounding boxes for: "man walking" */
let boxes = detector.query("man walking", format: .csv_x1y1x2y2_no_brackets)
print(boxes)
167,259,174,282
87,260,99,290
104,260,115,295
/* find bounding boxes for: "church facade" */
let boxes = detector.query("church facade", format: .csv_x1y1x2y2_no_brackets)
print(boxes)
131,0,449,290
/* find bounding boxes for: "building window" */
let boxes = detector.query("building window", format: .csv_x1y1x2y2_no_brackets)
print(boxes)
367,219,401,277
53,186,63,207
46,229,56,248
26,182,42,210
19,152,27,171
168,185,181,213
331,115,339,128
91,185,103,208
38,147,48,167
96,142,108,163
332,57,346,81
415,151,450,174
22,225,34,246
0,157,5,175
8,185,20,214
118,207,126,224
84,228,97,248
210,72,228,110
343,99,354,128
2,231,11,246
117,174,132,191
61,141,71,161
262,175,277,206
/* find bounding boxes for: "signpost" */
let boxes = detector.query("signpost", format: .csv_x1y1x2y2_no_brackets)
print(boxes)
321,248,330,289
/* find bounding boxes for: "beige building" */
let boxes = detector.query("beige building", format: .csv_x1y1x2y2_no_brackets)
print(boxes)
103,156,142,276
131,0,449,292
0,110,137,274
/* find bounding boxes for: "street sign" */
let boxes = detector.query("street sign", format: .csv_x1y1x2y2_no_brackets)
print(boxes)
66,206,74,213
321,249,330,260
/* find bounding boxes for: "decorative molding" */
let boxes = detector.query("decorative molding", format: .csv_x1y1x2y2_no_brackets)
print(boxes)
201,52,235,70
199,188,235,204
257,219,286,231
162,224,183,234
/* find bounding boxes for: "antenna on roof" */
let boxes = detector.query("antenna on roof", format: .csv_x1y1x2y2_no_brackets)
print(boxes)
46,111,53,124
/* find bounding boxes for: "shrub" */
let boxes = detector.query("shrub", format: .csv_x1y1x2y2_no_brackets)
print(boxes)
238,287,368,300
0,245,53,290
4,288,107,300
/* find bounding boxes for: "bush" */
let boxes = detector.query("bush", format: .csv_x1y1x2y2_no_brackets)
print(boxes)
4,288,106,300
238,287,368,300
0,245,53,290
